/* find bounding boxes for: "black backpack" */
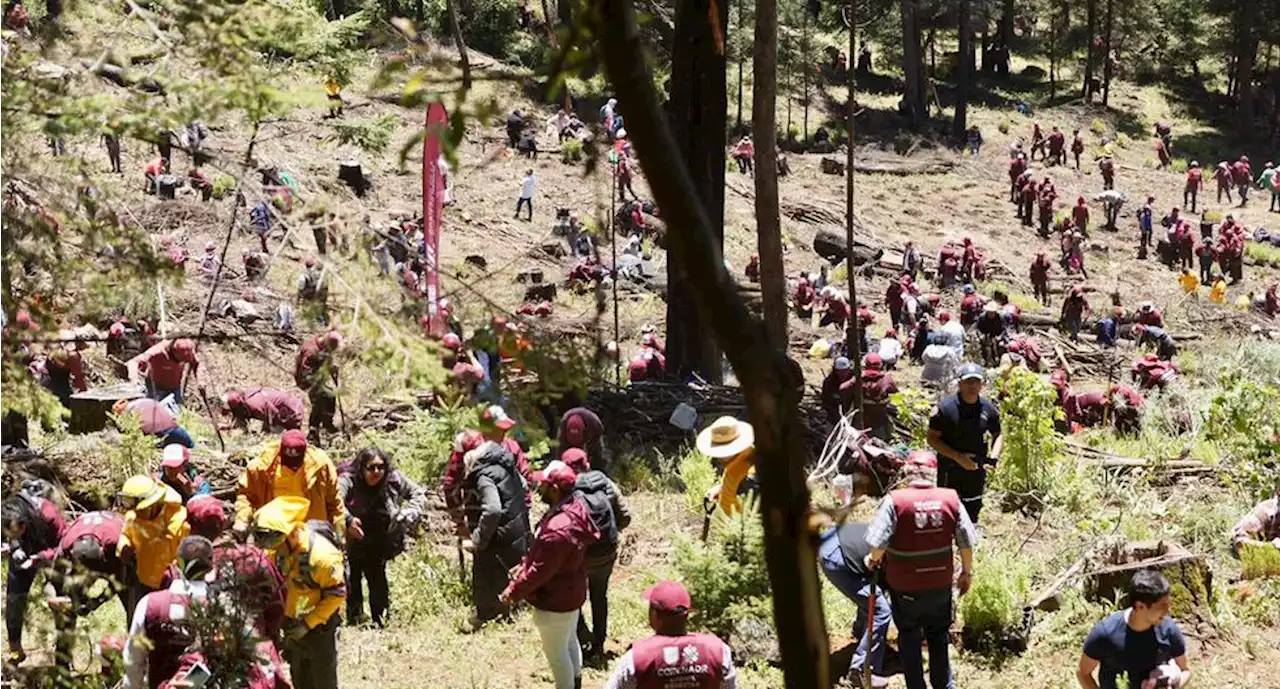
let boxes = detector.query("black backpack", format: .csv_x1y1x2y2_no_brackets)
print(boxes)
575,471,619,553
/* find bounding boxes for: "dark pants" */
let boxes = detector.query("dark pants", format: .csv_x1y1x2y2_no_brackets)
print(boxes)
313,226,328,255
307,386,337,441
1184,188,1197,212
146,381,183,406
1199,258,1214,285
1020,200,1033,225
1271,190,1279,212
515,197,533,220
1238,183,1250,204
285,615,340,689
106,138,122,173
157,426,195,448
1217,183,1232,203
1032,280,1049,305
939,462,985,524
736,156,754,175
5,563,39,650
576,558,615,655
473,540,526,622
819,537,890,678
347,551,390,626
1064,314,1083,342
890,588,955,689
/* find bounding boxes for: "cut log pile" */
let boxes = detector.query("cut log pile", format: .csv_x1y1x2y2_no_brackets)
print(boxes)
1085,540,1215,625
585,382,831,457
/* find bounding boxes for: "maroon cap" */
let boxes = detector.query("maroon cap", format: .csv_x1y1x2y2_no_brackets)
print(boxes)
643,580,692,615
864,353,883,370
480,405,516,431
906,450,938,469
560,447,590,473
531,460,577,491
280,429,307,452
186,496,229,539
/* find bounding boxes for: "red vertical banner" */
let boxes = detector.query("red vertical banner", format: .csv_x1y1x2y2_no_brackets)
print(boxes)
422,102,449,336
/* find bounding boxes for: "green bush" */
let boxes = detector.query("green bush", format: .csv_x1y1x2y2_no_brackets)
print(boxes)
107,412,159,489
889,387,934,448
423,0,521,63
991,367,1065,511
357,405,481,486
211,174,236,199
561,137,583,164
1171,158,1189,173
1090,119,1107,135
677,449,717,515
389,540,473,623
997,117,1010,135
1245,242,1280,268
959,548,1030,635
674,504,771,639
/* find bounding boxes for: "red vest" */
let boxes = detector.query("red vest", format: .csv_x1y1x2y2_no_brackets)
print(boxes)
632,633,728,689
885,487,960,593
143,590,194,689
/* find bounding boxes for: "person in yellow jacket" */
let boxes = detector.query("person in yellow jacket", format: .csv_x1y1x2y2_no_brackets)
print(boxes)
1209,274,1228,304
696,416,757,514
233,429,348,542
1178,268,1200,295
253,496,345,689
116,475,189,624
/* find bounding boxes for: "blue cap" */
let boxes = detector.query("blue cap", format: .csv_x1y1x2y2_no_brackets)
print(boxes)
958,362,985,382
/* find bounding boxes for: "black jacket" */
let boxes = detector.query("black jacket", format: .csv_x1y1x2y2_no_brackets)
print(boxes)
463,444,530,552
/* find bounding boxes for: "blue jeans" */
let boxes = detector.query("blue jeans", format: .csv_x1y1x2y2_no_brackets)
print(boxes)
818,530,890,677
158,426,195,448
890,588,954,689
146,381,183,407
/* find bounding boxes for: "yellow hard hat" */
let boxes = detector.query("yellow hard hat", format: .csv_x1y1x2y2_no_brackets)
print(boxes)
120,475,164,511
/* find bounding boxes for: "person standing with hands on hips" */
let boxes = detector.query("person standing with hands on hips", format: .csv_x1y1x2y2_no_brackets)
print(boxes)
926,363,1002,523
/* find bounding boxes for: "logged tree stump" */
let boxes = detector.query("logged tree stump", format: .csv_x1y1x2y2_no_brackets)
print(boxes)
524,283,557,302
821,157,845,175
338,162,370,197
1085,541,1214,623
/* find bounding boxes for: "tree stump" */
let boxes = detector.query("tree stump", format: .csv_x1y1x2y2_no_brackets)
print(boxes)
338,162,370,197
464,254,488,271
539,242,567,259
1085,540,1214,624
813,230,885,267
516,268,544,284
821,157,845,175
524,283,557,302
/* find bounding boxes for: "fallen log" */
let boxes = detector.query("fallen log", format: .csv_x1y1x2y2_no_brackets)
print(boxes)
813,229,885,267
82,60,165,94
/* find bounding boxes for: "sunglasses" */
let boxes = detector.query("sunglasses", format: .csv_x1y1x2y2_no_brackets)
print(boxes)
364,463,386,473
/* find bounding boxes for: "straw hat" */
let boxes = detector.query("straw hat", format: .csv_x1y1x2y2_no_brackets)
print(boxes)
696,416,755,459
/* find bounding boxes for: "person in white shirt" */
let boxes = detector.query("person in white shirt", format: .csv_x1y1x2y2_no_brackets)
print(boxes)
515,169,536,221
877,330,903,369
921,343,960,387
939,312,966,359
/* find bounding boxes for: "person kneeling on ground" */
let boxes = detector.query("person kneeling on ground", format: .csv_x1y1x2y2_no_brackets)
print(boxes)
602,579,737,688
338,447,427,627
154,444,211,504
1230,485,1279,558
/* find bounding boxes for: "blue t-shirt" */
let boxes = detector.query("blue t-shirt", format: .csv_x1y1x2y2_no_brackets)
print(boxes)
1082,610,1186,689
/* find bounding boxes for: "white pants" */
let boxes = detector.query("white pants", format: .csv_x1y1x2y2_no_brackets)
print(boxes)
532,608,581,689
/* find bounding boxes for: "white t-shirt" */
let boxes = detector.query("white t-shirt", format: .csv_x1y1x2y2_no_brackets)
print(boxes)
921,344,960,384
941,321,966,357
878,338,902,365
520,174,536,199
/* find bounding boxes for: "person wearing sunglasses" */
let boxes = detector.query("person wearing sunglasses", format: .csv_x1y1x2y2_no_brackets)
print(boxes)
337,447,427,627
116,475,189,625
252,496,345,689
2,485,68,665
233,430,347,544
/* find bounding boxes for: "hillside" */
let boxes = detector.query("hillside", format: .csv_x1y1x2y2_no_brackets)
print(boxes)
2,2,1279,689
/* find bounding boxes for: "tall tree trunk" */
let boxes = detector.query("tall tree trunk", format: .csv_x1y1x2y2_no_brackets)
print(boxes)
1049,10,1057,99
997,0,1014,77
1083,0,1096,100
1237,19,1257,134
900,0,926,128
952,0,973,142
415,0,424,22
801,7,810,141
557,0,571,25
590,6,828,687
754,0,786,349
1101,0,1113,105
736,0,745,130
665,0,728,383
446,0,472,90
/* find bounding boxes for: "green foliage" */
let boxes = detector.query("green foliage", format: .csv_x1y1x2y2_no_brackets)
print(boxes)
1206,372,1280,470
1090,119,1107,135
326,114,400,154
991,367,1065,510
106,412,160,488
889,386,934,448
211,174,237,199
390,540,474,623
677,450,717,515
997,117,1010,135
422,0,521,60
1239,543,1280,580
561,137,584,163
357,405,479,485
1245,242,1280,268
1231,579,1280,626
959,548,1031,635
1171,158,1189,173
673,504,771,639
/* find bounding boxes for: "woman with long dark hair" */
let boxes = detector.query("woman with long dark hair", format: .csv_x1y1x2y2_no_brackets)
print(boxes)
2,485,68,663
337,447,427,627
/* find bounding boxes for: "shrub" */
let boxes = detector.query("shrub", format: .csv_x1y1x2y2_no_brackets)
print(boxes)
997,117,1010,135
389,540,474,623
959,548,1031,636
674,504,771,639
561,137,583,164
1171,158,1189,174
677,449,717,515
1090,119,1106,135
211,174,236,199
106,411,160,488
991,367,1065,511
1245,242,1280,268
890,387,934,448
357,405,481,486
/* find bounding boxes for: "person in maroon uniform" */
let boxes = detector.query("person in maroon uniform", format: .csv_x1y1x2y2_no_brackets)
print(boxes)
602,579,737,689
1072,196,1090,236
1018,171,1036,226
1071,129,1085,170
1008,153,1027,201
222,387,305,433
441,407,533,522
858,354,899,441
3,487,69,664
1060,286,1092,342
1030,252,1052,306
1184,161,1202,212
1135,301,1164,328
122,536,213,689
865,450,977,689
1232,155,1252,205
294,330,342,444
42,511,128,664
1030,122,1046,161
1047,126,1067,166
128,338,200,406
1213,162,1233,204
791,276,817,318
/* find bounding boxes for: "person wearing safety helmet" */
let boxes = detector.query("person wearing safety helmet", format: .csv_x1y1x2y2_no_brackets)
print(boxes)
252,496,345,689
233,430,347,543
2,486,68,665
221,387,304,433
128,338,201,407
116,475,189,624
154,444,211,504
